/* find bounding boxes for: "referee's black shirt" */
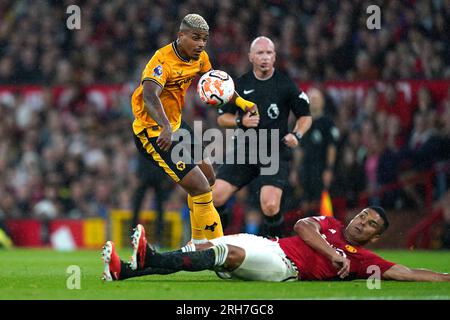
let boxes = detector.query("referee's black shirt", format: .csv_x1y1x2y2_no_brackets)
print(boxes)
218,70,310,161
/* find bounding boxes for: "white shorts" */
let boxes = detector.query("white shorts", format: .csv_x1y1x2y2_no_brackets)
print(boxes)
209,234,298,282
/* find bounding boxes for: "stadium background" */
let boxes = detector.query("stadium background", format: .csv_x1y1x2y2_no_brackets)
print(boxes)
0,0,449,253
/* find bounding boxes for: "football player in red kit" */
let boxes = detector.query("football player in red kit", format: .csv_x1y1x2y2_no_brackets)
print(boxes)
102,206,449,282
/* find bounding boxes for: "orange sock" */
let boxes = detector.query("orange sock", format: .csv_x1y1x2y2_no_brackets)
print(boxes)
188,194,207,243
191,191,223,239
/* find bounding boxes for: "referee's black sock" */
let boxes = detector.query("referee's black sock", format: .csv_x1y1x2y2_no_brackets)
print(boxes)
262,213,284,238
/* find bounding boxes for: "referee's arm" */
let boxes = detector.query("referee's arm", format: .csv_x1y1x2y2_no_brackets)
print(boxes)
292,115,312,139
283,115,312,148
217,112,259,128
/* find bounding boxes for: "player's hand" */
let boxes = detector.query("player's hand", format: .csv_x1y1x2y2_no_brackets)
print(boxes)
331,255,351,279
242,111,260,128
282,133,299,148
157,126,173,151
246,104,259,117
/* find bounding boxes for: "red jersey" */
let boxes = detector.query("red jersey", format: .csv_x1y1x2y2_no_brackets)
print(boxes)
278,216,395,281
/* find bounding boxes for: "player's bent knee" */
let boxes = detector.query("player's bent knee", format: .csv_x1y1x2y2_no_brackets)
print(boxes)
198,160,216,187
212,180,236,206
224,245,245,270
261,201,280,216
212,190,227,207
180,167,211,196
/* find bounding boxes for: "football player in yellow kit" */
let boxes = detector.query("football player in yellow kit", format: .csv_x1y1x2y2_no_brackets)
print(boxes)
131,14,257,244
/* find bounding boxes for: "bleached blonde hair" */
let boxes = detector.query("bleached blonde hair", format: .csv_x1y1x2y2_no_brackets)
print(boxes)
180,14,209,32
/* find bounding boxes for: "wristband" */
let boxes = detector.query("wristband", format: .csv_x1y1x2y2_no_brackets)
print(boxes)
292,131,302,142
236,115,243,127
235,96,255,112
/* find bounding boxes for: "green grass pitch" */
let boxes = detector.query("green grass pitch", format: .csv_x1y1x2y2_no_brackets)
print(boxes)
0,248,449,300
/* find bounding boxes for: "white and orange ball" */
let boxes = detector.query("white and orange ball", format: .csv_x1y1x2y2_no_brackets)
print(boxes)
197,70,235,107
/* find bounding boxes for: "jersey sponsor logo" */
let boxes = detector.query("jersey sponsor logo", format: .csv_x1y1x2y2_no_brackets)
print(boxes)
176,70,184,76
299,91,310,104
345,244,358,253
243,89,255,94
267,103,280,119
329,229,336,234
176,161,186,171
153,65,163,78
175,75,195,87
165,75,196,89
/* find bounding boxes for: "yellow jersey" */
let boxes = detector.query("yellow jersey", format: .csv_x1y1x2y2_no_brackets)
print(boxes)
131,41,212,137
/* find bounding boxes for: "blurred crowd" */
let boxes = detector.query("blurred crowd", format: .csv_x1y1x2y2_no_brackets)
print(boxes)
0,0,449,238
0,0,449,85
319,84,450,210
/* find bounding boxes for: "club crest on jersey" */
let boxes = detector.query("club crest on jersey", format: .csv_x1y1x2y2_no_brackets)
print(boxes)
176,161,186,171
345,244,358,253
153,65,163,78
267,103,279,119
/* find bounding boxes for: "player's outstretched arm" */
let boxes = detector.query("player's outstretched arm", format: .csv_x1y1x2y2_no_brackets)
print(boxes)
142,81,172,151
382,264,450,282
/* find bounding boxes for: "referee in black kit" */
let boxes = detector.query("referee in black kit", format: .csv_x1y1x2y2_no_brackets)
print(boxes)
212,36,312,237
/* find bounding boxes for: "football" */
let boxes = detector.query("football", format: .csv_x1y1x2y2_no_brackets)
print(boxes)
197,70,235,107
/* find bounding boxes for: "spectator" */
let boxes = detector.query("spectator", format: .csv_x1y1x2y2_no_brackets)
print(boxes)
333,145,366,208
296,88,339,215
378,83,413,134
130,153,172,246
398,112,441,208
0,1,447,84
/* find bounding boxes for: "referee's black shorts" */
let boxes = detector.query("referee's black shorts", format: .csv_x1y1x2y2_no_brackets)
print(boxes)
216,160,290,191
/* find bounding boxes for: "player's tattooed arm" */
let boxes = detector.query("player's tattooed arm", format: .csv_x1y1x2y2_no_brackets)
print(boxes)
142,80,172,151
382,264,450,282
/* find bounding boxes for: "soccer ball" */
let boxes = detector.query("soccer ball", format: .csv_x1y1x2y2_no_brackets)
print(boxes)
197,70,235,107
